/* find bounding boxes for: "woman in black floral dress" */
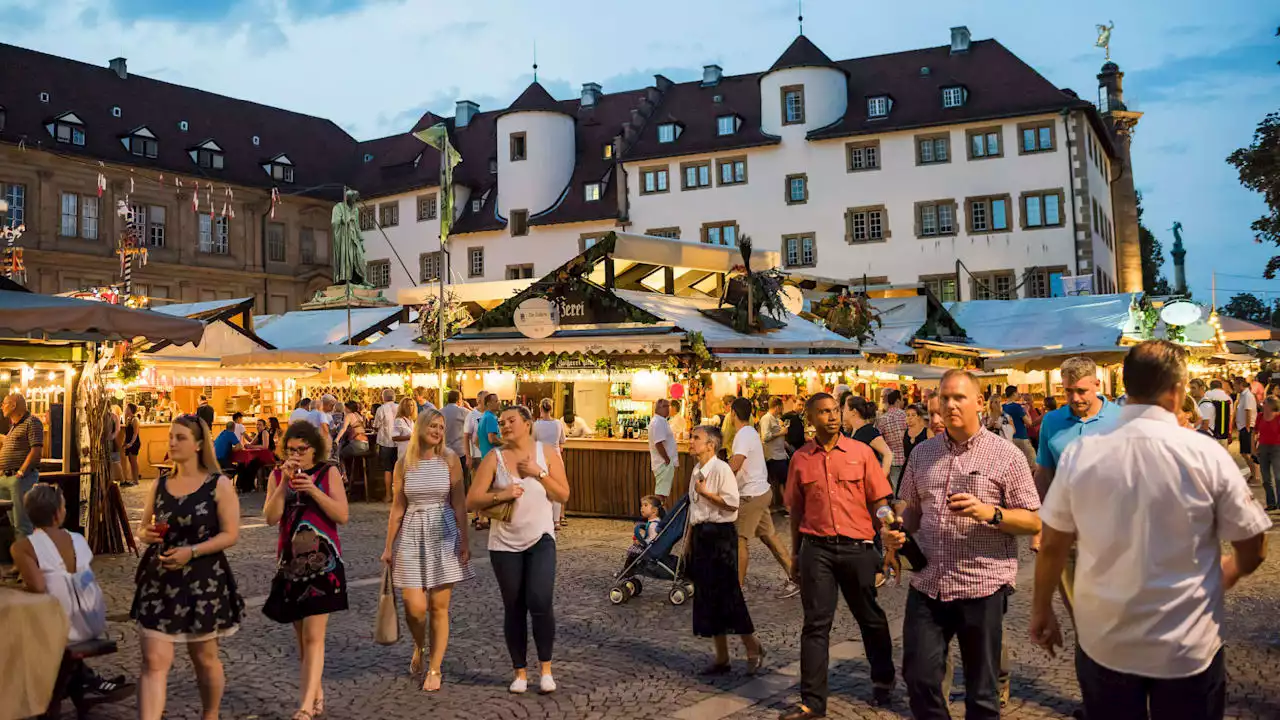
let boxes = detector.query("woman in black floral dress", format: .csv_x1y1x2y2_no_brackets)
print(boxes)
131,415,244,720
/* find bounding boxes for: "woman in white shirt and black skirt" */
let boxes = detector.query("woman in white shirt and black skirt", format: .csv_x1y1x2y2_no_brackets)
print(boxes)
686,424,765,675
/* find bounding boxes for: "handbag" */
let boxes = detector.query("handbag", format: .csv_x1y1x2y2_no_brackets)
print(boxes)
480,450,518,522
374,566,399,645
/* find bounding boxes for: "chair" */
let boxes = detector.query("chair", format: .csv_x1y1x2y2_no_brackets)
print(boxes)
42,638,132,719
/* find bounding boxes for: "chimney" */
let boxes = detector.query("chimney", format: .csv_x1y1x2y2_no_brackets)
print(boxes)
109,57,128,79
701,64,722,87
580,82,602,107
455,100,479,128
949,26,971,54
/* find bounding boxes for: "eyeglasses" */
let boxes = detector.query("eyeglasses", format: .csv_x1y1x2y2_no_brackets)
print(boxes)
285,445,312,455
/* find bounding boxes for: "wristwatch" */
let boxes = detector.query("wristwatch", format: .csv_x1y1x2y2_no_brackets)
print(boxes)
538,469,548,480
987,507,1003,527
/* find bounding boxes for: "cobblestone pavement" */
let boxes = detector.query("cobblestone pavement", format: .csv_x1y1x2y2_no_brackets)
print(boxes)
68,483,1280,720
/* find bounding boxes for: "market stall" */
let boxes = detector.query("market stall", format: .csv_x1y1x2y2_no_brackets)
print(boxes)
445,232,863,518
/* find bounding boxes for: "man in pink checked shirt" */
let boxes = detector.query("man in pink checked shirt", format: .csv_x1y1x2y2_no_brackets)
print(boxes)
884,369,1041,720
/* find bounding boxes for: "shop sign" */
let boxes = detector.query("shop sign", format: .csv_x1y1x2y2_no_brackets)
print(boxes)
514,298,560,339
545,289,631,326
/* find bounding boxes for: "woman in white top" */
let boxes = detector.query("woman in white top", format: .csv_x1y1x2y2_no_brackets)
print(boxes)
393,398,417,460
686,424,764,675
467,405,570,695
10,484,121,695
533,399,568,527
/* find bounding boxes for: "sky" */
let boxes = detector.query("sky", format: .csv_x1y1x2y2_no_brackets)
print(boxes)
3,0,1278,303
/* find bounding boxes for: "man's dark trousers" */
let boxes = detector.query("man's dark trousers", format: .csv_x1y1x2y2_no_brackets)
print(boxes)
903,586,1006,720
798,537,894,714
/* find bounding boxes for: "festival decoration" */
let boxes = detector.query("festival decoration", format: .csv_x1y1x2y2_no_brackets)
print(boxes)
416,289,472,346
813,288,882,346
713,236,788,333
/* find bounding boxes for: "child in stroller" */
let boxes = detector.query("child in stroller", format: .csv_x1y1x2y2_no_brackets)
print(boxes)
610,494,694,606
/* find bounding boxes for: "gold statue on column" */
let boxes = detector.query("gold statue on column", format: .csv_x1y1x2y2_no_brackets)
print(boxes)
1095,21,1115,61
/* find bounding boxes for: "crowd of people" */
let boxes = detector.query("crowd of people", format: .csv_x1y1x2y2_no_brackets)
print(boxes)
2,342,1274,719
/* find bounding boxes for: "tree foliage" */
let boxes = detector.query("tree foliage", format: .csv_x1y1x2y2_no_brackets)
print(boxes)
1136,191,1172,295
1220,292,1272,324
1226,31,1280,278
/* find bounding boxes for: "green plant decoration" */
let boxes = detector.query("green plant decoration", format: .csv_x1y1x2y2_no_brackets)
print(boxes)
594,417,612,434
814,289,882,346
714,236,788,334
116,348,141,383
418,290,472,346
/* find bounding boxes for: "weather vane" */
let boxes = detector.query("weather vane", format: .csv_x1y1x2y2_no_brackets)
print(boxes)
1095,21,1114,61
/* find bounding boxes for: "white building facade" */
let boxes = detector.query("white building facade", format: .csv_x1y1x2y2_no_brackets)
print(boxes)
356,26,1138,304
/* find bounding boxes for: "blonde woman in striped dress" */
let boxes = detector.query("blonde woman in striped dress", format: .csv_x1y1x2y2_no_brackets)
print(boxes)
381,408,473,692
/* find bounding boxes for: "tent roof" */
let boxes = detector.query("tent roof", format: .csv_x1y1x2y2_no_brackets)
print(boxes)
984,344,1132,372
0,290,205,345
865,295,927,355
617,291,859,351
152,297,254,319
945,294,1137,353
610,232,779,274
252,307,404,348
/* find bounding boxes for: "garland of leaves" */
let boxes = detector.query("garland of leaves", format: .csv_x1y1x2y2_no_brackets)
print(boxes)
346,361,433,377
115,346,141,383
417,290,472,346
813,289,882,346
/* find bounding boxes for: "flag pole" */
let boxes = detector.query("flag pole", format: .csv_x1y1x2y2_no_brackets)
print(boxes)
438,140,447,402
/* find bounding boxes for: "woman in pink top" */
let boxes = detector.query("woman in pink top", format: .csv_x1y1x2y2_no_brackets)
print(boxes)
1254,397,1280,511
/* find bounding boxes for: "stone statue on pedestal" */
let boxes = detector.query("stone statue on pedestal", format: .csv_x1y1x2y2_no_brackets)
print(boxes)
331,188,367,286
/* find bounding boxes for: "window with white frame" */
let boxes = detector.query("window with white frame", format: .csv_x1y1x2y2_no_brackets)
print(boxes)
417,194,437,221
782,85,805,125
967,128,1001,159
145,205,165,247
682,161,712,190
128,202,146,244
921,275,958,303
379,202,398,228
1022,190,1064,228
505,264,535,280
468,247,484,278
641,167,669,194
917,135,949,164
967,195,1010,233
846,206,887,243
657,123,680,143
584,182,602,202
702,221,737,246
420,251,442,282
81,195,99,240
847,141,880,171
366,259,391,289
644,227,680,239
916,200,957,237
783,233,815,268
51,114,86,146
786,174,808,204
1,183,25,227
867,96,890,118
1019,122,1055,153
971,270,1016,300
942,86,966,108
60,193,78,237
717,158,746,186
198,215,229,254
128,131,158,158
359,206,375,231
716,115,737,136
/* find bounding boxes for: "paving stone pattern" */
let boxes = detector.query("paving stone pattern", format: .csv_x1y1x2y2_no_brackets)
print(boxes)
75,484,1280,719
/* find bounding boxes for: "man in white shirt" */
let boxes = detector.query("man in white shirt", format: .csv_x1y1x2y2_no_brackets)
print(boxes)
648,399,678,506
759,396,788,509
1031,340,1270,720
1199,379,1234,443
728,397,797,597
464,391,488,466
373,388,400,499
1234,375,1259,484
288,398,312,426
668,399,688,440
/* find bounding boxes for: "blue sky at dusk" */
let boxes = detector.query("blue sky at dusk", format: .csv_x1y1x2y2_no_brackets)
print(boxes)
3,0,1277,302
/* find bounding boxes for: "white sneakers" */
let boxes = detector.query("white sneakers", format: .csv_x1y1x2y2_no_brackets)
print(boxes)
508,674,556,694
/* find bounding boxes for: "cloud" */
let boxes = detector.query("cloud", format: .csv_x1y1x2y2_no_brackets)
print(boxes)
1131,42,1278,103
1151,142,1189,156
104,0,243,23
245,20,288,54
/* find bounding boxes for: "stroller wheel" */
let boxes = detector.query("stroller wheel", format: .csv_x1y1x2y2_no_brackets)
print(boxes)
629,578,643,597
669,587,688,606
609,586,629,605
685,582,695,597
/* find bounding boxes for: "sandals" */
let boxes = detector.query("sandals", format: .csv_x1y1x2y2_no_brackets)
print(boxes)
292,712,313,720
410,645,425,676
313,692,325,717
746,647,768,675
423,670,442,693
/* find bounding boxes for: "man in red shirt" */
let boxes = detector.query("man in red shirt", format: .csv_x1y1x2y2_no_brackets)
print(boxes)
780,393,895,719
885,370,1041,720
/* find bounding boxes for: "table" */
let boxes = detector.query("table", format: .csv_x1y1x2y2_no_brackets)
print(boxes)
232,447,277,466
0,587,70,720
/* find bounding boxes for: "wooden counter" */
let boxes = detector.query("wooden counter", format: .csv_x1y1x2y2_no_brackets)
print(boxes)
560,438,694,519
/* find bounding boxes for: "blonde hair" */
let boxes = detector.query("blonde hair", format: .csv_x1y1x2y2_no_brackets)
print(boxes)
173,415,221,474
396,397,417,420
403,408,446,469
1060,356,1098,384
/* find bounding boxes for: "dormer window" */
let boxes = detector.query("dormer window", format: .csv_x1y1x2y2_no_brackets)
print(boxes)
942,86,967,108
111,106,121,118
471,199,482,213
716,115,739,136
179,120,189,132
189,140,224,169
363,153,374,163
867,96,891,118
584,183,601,202
123,127,158,158
602,143,613,160
264,154,294,183
489,158,498,174
48,113,86,146
657,123,682,143
252,135,261,146
39,92,50,103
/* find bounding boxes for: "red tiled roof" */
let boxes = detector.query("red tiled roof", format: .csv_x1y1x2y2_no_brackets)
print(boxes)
768,34,844,74
502,82,569,116
0,42,355,198
622,71,781,163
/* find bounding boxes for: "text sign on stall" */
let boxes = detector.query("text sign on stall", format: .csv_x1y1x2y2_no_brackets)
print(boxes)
514,297,560,339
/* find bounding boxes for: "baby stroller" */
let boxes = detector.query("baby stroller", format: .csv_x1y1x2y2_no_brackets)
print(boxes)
609,494,694,606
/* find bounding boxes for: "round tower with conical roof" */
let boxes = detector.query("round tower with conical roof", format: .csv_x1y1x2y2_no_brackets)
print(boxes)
496,81,575,221
758,34,848,135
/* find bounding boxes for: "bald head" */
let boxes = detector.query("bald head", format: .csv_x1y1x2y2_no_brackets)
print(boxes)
2,393,27,421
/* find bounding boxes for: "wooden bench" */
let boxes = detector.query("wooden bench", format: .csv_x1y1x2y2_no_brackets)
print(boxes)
42,638,133,719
